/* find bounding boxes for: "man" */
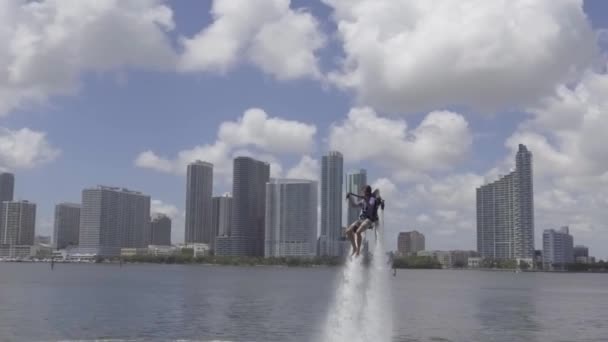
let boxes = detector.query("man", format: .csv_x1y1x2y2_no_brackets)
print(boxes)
345,185,377,257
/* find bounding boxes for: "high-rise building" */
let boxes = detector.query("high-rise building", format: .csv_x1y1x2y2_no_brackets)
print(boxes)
215,157,270,256
573,245,589,258
397,230,425,256
346,169,367,225
514,144,534,259
542,226,574,269
53,203,81,249
150,214,171,246
0,200,36,246
476,144,535,260
319,151,344,257
185,161,213,244
573,245,591,264
212,194,233,250
79,186,150,256
0,172,14,202
265,179,318,257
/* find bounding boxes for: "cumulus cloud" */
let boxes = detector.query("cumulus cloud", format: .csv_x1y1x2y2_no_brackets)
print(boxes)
286,155,319,180
324,0,596,113
499,66,608,257
178,0,324,80
151,199,179,219
135,108,316,181
0,1,326,116
151,199,185,244
329,107,471,177
218,108,316,155
0,127,60,170
370,174,484,251
0,0,177,116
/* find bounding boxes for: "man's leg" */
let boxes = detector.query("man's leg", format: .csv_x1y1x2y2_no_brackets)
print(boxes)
355,219,373,256
345,220,361,256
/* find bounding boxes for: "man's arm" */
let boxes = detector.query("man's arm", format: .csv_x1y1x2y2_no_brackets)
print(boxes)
346,193,363,207
346,192,364,199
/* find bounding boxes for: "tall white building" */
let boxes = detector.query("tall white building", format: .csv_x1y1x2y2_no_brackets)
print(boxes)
265,179,318,257
477,144,534,260
79,186,150,256
185,161,213,244
346,169,367,225
543,226,574,269
53,203,81,249
0,200,36,246
319,151,344,257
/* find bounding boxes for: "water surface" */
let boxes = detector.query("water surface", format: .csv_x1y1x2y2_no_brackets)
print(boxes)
0,263,606,341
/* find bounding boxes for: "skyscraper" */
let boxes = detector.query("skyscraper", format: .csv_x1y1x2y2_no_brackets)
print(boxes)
573,245,589,258
185,161,213,244
0,200,36,246
346,169,367,225
265,179,318,257
211,194,233,250
514,144,534,259
543,226,574,269
150,214,171,246
0,172,14,202
216,157,270,256
397,231,425,256
53,203,81,249
476,144,534,260
79,186,150,256
319,151,344,256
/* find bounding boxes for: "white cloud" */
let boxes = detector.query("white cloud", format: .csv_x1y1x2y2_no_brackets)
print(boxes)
178,0,324,80
136,108,316,181
0,127,60,170
135,141,231,177
502,66,608,258
151,199,179,219
286,155,319,180
219,108,316,154
324,0,596,113
0,0,177,116
329,107,472,176
151,199,185,244
369,174,484,252
134,151,174,174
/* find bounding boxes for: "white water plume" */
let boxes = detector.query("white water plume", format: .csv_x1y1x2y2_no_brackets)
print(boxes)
320,227,393,342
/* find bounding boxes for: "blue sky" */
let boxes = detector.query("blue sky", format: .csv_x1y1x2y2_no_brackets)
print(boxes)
2,0,608,258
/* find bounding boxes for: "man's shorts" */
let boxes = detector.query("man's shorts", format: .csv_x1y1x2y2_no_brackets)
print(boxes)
348,218,373,234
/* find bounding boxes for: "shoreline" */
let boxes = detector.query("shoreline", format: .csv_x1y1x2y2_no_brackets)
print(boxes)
2,259,606,273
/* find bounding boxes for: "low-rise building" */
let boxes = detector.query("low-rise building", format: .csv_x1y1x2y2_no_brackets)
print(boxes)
120,248,149,257
468,257,482,268
182,243,210,257
147,245,179,256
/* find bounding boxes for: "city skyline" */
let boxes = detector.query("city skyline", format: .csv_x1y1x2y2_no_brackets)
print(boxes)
2,1,608,258
0,149,601,265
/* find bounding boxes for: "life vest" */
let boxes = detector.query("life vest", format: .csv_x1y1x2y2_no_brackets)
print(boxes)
369,189,385,223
